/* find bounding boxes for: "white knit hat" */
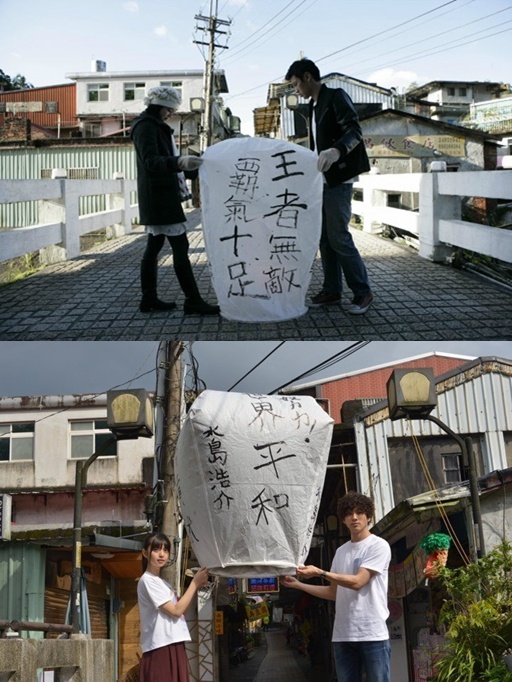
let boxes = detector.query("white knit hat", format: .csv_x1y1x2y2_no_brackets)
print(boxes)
143,86,182,110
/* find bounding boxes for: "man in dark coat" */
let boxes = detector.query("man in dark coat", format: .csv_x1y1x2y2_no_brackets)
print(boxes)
130,86,219,315
285,59,373,315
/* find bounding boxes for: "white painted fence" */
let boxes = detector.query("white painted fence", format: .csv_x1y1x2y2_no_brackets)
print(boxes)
1,170,512,267
353,169,512,263
0,173,138,265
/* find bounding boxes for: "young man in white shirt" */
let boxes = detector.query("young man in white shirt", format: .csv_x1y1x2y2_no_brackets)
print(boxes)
281,491,391,682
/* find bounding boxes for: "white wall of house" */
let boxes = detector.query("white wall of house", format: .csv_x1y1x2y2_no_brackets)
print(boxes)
0,394,154,490
67,70,205,117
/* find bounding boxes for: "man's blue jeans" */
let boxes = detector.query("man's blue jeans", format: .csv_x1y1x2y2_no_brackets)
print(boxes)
333,640,391,682
321,182,371,297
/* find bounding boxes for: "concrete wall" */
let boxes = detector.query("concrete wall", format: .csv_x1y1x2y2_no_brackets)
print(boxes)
0,635,113,682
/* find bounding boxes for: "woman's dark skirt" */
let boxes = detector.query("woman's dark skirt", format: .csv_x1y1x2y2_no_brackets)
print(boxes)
139,641,190,681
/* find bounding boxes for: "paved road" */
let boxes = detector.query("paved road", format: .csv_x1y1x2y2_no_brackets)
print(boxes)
1,209,511,340
227,629,327,682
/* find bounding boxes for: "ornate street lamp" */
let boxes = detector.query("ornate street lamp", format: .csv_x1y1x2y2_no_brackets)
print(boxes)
386,369,485,562
70,389,154,633
285,93,310,142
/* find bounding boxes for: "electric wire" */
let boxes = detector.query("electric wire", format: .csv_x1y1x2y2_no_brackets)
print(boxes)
315,0,459,65
332,5,512,76
224,1,509,109
227,342,286,392
9,366,158,428
268,341,370,395
221,0,320,66
224,0,305,53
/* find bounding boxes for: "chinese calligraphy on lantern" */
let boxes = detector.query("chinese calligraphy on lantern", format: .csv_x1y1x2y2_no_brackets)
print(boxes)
175,390,334,576
199,137,322,322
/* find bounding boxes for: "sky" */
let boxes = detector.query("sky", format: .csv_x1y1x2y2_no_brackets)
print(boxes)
0,341,511,398
1,0,511,135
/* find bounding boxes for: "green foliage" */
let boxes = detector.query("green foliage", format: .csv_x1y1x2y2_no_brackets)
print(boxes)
0,69,34,91
431,542,512,681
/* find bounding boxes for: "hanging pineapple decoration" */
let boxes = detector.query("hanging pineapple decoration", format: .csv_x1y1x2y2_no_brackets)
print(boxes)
420,533,451,580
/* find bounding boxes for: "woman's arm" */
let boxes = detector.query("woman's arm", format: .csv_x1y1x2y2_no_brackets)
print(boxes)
159,567,210,618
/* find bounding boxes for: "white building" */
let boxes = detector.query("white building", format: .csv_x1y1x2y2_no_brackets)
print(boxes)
65,60,235,148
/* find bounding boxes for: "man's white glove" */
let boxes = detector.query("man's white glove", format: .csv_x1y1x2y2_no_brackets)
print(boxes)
317,148,341,173
178,156,203,171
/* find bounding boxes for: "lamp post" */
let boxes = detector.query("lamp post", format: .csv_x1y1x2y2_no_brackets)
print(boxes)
386,368,485,562
285,93,310,143
70,389,154,633
178,98,206,155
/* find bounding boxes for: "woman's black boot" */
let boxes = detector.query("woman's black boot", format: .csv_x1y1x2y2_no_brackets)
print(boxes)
175,261,220,316
140,260,176,312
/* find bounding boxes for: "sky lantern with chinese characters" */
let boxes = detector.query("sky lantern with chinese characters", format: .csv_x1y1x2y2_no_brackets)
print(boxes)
199,137,322,323
175,390,334,577
420,533,451,579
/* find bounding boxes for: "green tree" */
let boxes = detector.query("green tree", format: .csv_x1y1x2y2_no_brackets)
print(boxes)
0,69,34,91
432,541,512,681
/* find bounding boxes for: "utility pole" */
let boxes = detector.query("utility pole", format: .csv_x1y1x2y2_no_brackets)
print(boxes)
194,0,231,151
159,341,184,589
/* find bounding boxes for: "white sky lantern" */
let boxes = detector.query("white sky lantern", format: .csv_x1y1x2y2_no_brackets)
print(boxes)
175,390,334,577
199,137,322,322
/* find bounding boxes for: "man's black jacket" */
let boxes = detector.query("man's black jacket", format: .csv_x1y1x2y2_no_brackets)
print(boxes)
308,83,370,186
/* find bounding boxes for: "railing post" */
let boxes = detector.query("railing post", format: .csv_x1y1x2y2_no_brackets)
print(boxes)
106,172,132,238
418,169,460,262
37,169,81,264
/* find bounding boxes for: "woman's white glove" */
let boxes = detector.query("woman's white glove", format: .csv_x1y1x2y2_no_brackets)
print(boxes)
178,156,203,171
317,148,341,172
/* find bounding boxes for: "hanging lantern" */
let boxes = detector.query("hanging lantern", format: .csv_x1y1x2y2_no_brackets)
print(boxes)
175,390,334,577
420,533,451,579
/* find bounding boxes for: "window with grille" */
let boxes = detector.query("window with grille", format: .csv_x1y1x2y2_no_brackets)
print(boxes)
41,168,99,179
124,82,146,101
70,420,117,459
442,453,462,483
0,423,35,462
87,84,109,102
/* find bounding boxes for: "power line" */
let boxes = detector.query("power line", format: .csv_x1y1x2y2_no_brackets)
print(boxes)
222,0,318,66
335,5,512,75
268,341,370,395
223,0,508,106
357,23,512,79
227,342,287,392
225,0,301,53
315,0,459,65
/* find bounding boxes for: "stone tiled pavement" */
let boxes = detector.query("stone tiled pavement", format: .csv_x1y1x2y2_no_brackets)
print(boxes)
1,208,511,340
